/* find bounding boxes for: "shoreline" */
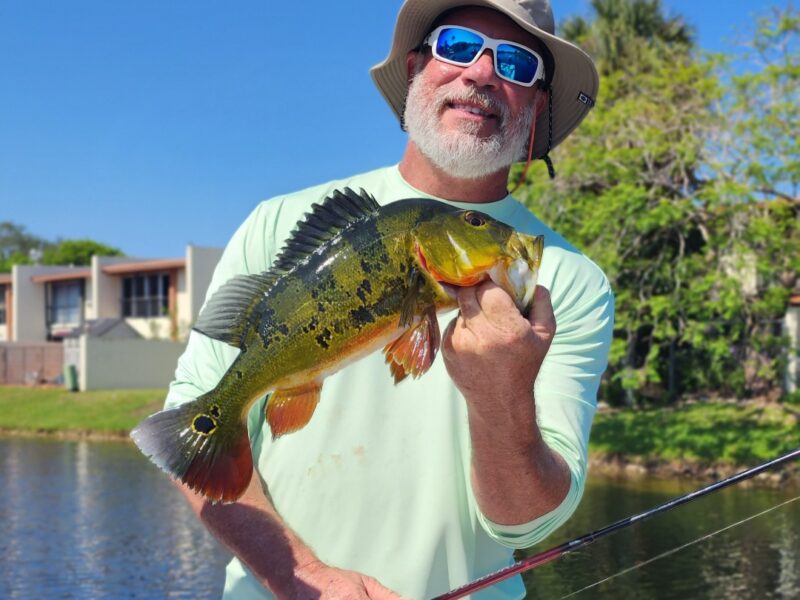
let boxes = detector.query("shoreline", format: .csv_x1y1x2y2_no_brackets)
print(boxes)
2,427,798,487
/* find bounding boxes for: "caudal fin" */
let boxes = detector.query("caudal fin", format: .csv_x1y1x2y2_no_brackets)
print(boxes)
131,396,253,503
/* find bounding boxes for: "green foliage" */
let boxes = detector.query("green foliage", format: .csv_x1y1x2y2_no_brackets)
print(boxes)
590,402,800,464
0,222,123,271
514,3,799,405
42,239,123,266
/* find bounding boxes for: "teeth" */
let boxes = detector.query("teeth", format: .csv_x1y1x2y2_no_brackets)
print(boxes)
452,103,490,117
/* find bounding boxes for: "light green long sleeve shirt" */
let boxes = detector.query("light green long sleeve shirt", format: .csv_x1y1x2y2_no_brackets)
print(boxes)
165,165,614,600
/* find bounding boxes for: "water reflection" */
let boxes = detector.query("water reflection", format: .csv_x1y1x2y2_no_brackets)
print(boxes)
0,437,231,599
521,476,800,599
0,438,797,599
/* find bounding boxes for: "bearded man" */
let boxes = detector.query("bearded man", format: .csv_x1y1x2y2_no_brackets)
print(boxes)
164,1,614,598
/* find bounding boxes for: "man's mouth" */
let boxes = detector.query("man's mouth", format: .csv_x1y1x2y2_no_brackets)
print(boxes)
447,101,497,119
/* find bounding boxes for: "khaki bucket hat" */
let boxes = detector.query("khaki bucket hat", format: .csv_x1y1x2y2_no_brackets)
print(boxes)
370,0,599,159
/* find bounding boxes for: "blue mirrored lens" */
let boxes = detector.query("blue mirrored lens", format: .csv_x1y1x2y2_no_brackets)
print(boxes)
496,44,538,83
435,27,484,63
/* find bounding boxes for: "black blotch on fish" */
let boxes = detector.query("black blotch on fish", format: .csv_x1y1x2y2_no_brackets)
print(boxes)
360,259,373,274
316,328,333,349
350,306,376,327
210,404,222,417
192,414,217,435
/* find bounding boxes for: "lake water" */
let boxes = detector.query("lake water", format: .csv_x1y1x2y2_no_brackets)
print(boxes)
0,437,797,599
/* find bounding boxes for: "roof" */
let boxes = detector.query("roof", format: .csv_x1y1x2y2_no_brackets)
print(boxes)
102,258,186,275
30,270,91,283
64,318,142,339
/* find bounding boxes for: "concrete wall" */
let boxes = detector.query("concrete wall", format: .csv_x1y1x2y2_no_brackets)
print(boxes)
187,245,223,322
785,305,800,394
79,336,186,391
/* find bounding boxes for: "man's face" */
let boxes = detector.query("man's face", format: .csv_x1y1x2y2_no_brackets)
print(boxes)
404,7,544,179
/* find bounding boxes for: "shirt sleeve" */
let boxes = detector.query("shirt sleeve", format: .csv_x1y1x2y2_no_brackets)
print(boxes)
477,275,615,549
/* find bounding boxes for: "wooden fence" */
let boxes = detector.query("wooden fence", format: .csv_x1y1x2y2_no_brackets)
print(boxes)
0,342,63,385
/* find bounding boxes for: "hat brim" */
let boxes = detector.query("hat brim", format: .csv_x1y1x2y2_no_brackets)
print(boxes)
370,0,598,159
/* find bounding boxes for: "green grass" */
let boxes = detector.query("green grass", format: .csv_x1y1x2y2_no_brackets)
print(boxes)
0,387,165,434
1,388,798,468
590,402,800,465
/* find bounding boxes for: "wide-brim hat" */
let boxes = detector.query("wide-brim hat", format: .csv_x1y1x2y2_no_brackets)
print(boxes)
370,0,599,159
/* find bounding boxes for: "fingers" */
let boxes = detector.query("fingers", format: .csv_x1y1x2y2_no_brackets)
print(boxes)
529,286,556,340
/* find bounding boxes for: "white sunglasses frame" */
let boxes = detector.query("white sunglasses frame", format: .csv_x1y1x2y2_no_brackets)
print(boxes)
423,24,546,87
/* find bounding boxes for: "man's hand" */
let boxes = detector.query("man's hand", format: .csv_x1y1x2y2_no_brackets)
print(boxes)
293,560,406,600
441,280,569,525
442,281,556,410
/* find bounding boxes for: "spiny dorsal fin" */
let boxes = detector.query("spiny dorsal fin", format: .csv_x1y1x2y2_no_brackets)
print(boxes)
272,187,380,272
193,188,379,348
193,272,278,347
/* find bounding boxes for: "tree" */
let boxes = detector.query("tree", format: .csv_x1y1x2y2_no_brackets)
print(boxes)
0,222,51,271
42,239,123,266
514,3,798,405
561,0,693,74
0,222,124,270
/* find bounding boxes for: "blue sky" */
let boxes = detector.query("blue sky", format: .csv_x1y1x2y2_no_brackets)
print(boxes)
0,0,782,259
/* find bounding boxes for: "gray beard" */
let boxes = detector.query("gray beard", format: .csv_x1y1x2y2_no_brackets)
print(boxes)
403,71,535,180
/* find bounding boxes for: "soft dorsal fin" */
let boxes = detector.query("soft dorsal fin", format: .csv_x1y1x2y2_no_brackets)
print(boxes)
272,187,380,272
193,272,279,347
193,187,380,348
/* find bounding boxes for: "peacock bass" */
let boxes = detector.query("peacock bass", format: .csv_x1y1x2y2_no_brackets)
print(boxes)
131,188,544,503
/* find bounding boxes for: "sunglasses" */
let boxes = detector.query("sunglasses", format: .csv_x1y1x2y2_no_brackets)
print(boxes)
423,25,545,87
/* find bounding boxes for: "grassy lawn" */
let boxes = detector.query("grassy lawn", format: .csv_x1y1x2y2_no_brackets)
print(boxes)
1,387,798,468
0,387,165,434
590,401,800,465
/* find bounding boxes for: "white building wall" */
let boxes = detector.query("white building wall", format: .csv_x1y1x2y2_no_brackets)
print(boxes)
0,324,7,342
12,265,78,342
126,316,172,340
90,256,136,320
785,306,800,394
187,245,223,321
79,335,186,390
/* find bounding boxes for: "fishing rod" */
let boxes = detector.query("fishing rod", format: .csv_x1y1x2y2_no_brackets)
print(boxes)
433,447,800,600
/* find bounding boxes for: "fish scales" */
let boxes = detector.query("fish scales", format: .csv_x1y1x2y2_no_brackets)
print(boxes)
131,188,544,502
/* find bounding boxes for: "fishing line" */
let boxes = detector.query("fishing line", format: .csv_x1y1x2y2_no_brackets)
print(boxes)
560,494,800,599
432,448,800,600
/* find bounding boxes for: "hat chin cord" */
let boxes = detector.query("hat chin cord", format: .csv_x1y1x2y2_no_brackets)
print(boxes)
509,85,556,194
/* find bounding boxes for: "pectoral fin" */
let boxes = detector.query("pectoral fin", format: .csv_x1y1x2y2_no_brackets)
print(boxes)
383,306,440,384
266,383,322,439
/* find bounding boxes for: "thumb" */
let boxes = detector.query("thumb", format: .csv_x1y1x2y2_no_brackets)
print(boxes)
529,285,556,340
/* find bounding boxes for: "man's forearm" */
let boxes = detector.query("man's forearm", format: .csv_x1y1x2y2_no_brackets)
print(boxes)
176,471,319,598
467,390,571,526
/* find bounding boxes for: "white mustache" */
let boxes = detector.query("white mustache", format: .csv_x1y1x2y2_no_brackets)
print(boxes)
433,86,510,125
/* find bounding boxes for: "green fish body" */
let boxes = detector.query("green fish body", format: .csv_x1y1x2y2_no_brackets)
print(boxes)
132,188,544,502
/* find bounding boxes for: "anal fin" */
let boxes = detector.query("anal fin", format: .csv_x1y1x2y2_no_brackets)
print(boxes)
266,383,323,439
383,306,440,384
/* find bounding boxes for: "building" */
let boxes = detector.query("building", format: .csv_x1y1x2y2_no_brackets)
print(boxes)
0,245,222,389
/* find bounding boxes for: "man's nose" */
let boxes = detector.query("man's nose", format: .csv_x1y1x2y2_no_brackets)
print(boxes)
460,50,498,88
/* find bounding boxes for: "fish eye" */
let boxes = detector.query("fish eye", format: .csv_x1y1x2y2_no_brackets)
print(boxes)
464,212,486,227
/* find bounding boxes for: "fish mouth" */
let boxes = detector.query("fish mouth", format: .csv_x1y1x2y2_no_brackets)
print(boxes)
415,244,486,300
491,233,544,315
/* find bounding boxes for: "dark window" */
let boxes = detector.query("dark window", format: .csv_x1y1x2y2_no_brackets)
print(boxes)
48,281,83,325
0,284,6,325
122,273,170,317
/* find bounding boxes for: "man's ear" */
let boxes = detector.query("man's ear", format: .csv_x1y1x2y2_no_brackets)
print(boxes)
534,88,548,114
405,50,419,83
